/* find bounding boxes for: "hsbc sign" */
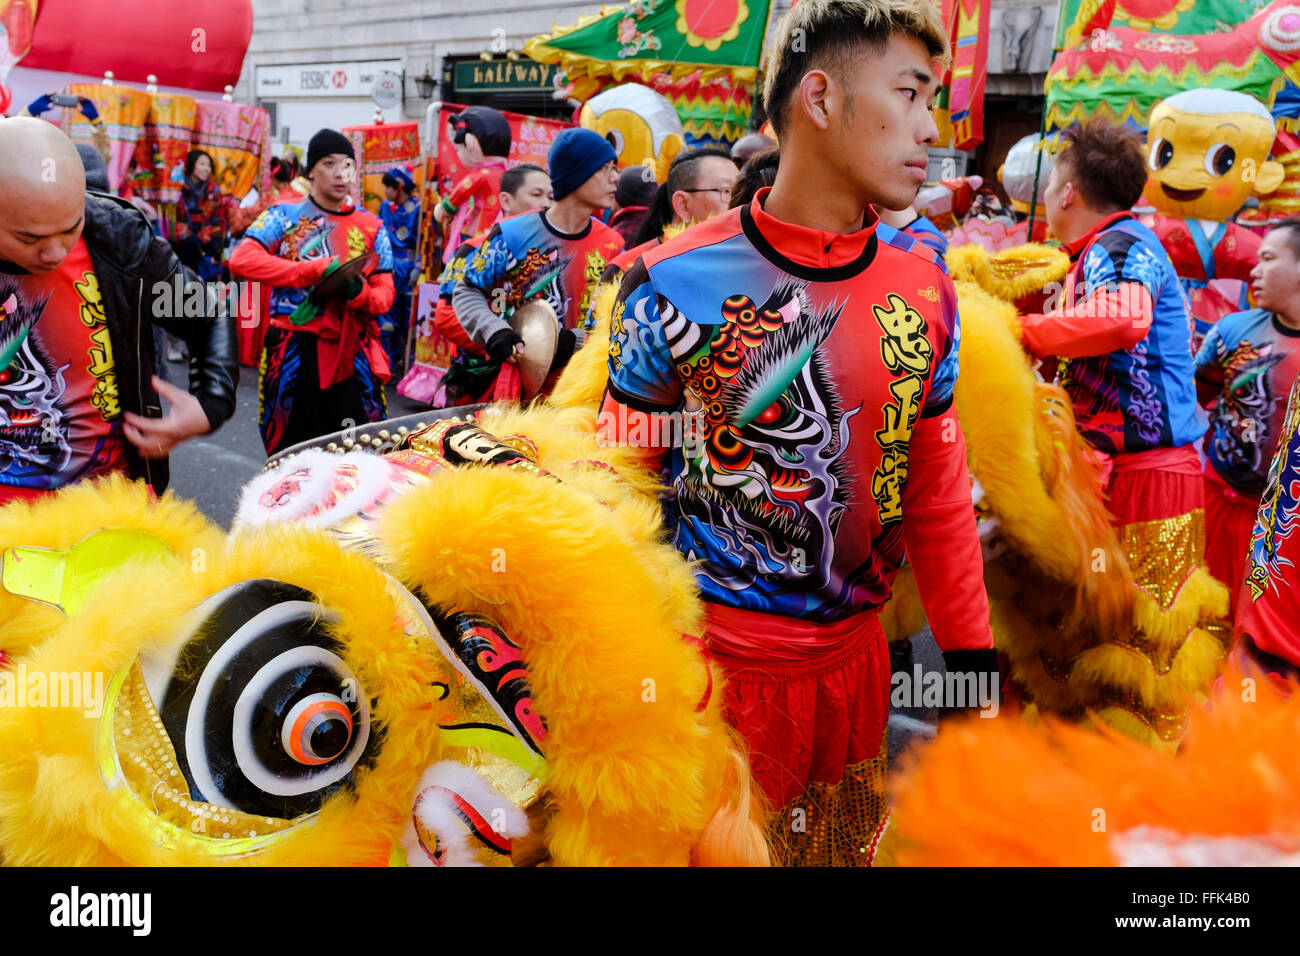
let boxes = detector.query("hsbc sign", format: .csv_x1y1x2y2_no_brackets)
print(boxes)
256,60,404,98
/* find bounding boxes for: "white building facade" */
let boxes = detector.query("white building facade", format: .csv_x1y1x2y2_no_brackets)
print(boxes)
237,0,1055,197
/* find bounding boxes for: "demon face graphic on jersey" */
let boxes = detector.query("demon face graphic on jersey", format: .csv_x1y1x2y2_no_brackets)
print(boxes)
0,284,71,480
1209,345,1285,486
668,281,858,598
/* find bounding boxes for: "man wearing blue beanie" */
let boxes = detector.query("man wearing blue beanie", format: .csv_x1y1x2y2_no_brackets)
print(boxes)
451,126,624,400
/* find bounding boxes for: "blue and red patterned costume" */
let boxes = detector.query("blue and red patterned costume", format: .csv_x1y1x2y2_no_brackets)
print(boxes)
598,187,993,864
230,197,395,455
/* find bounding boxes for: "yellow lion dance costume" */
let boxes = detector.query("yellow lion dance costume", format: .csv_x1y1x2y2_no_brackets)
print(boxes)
0,395,769,865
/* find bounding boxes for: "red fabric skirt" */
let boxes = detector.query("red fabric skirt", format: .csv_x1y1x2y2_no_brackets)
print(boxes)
1203,463,1258,615
702,603,889,809
1104,444,1205,525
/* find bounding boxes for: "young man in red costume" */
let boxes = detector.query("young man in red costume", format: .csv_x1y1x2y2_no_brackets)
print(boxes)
1195,221,1300,612
230,129,395,455
1017,122,1229,745
598,0,995,866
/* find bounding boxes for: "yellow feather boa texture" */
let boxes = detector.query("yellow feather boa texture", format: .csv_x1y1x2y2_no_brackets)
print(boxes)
884,243,1229,748
0,283,768,865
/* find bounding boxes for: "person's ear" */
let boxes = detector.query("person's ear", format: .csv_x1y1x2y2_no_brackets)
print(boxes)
670,190,691,223
1060,181,1074,209
797,70,834,131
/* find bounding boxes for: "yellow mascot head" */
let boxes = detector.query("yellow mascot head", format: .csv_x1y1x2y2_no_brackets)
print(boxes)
578,83,686,182
1144,89,1285,221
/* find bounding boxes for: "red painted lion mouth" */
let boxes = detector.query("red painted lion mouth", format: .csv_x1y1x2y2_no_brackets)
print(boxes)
1161,183,1206,202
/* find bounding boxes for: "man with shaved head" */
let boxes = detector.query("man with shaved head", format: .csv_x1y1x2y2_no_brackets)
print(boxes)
729,131,777,168
0,117,237,503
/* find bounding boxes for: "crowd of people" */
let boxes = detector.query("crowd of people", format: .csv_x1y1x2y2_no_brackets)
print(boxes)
2,0,1298,868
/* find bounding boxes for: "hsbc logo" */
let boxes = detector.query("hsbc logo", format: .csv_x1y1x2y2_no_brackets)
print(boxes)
297,69,348,90
258,60,400,97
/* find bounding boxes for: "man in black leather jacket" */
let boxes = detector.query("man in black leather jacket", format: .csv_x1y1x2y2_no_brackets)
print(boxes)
0,117,237,500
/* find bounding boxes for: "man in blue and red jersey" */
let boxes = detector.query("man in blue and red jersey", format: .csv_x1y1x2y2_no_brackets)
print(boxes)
1017,121,1228,745
1195,221,1300,612
452,128,623,400
435,164,553,405
597,0,995,866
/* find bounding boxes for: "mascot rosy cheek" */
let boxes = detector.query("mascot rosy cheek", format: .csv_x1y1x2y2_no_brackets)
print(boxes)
1140,89,1286,336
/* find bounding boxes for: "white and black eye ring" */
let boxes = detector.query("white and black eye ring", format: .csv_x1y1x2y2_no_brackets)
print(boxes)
231,646,370,797
174,597,373,816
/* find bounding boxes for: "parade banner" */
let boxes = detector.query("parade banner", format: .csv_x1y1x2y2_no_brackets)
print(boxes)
62,83,152,191
524,0,774,90
1056,0,1259,48
1046,0,1300,130
341,120,422,214
400,282,455,404
194,99,273,204
563,67,752,148
131,92,197,204
935,0,991,151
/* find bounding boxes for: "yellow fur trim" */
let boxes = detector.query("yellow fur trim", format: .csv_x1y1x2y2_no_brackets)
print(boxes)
377,461,743,866
0,475,223,661
1068,629,1227,711
0,484,441,866
878,566,925,643
950,282,1127,608
1132,568,1230,648
947,243,1069,303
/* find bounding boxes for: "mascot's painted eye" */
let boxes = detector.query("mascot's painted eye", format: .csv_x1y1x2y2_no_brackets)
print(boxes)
1205,143,1236,177
282,693,354,765
605,129,625,157
148,578,376,820
1149,138,1174,171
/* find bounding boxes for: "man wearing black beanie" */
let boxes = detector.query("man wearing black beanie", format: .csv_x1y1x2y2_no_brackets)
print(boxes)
230,128,397,454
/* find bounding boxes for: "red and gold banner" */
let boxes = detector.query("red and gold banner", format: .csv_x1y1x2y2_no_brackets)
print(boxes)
935,0,991,151
341,121,423,215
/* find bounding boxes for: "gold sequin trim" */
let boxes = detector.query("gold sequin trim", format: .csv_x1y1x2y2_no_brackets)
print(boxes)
1089,686,1188,742
1116,510,1206,610
114,663,295,839
765,731,890,867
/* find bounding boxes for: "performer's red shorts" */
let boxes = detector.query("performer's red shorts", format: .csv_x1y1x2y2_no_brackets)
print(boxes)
701,602,889,810
1202,463,1258,614
1104,444,1205,525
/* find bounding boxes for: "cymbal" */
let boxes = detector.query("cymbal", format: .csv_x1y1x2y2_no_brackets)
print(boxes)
508,299,559,399
307,253,378,305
